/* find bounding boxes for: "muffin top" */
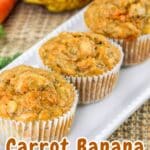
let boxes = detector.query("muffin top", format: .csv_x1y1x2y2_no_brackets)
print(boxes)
39,32,121,77
85,0,148,39
0,65,75,122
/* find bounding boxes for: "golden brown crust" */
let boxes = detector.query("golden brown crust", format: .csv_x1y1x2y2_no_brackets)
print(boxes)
85,0,147,39
0,65,75,122
39,32,121,76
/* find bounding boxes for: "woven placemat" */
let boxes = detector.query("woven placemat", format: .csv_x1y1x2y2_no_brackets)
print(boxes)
0,1,150,149
0,2,75,56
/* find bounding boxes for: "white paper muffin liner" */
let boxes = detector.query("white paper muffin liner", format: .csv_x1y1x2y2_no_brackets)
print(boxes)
0,87,78,145
112,34,150,66
65,42,124,104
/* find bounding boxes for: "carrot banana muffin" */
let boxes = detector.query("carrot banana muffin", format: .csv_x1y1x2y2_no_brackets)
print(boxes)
39,32,123,104
0,65,78,142
85,0,150,66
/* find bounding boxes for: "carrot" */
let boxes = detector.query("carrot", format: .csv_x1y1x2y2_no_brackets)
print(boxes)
0,0,16,23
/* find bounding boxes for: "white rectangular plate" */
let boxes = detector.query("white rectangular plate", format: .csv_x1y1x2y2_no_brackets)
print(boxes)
0,7,150,150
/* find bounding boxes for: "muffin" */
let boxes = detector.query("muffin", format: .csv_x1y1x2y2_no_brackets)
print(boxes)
84,0,150,66
0,65,78,144
24,0,91,12
39,32,123,104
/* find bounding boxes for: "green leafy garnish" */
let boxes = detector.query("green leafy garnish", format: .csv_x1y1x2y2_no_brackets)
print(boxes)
0,53,21,69
0,25,5,38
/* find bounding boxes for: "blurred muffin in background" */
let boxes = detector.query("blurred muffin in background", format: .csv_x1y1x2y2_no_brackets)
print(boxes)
24,0,91,12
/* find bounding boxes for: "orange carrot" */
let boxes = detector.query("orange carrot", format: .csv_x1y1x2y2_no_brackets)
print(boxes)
0,0,16,23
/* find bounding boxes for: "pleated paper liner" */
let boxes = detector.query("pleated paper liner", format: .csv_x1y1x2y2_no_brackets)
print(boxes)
0,87,78,144
112,34,150,66
66,73,119,104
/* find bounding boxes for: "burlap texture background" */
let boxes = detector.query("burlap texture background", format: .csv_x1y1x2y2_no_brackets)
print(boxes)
0,2,149,149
